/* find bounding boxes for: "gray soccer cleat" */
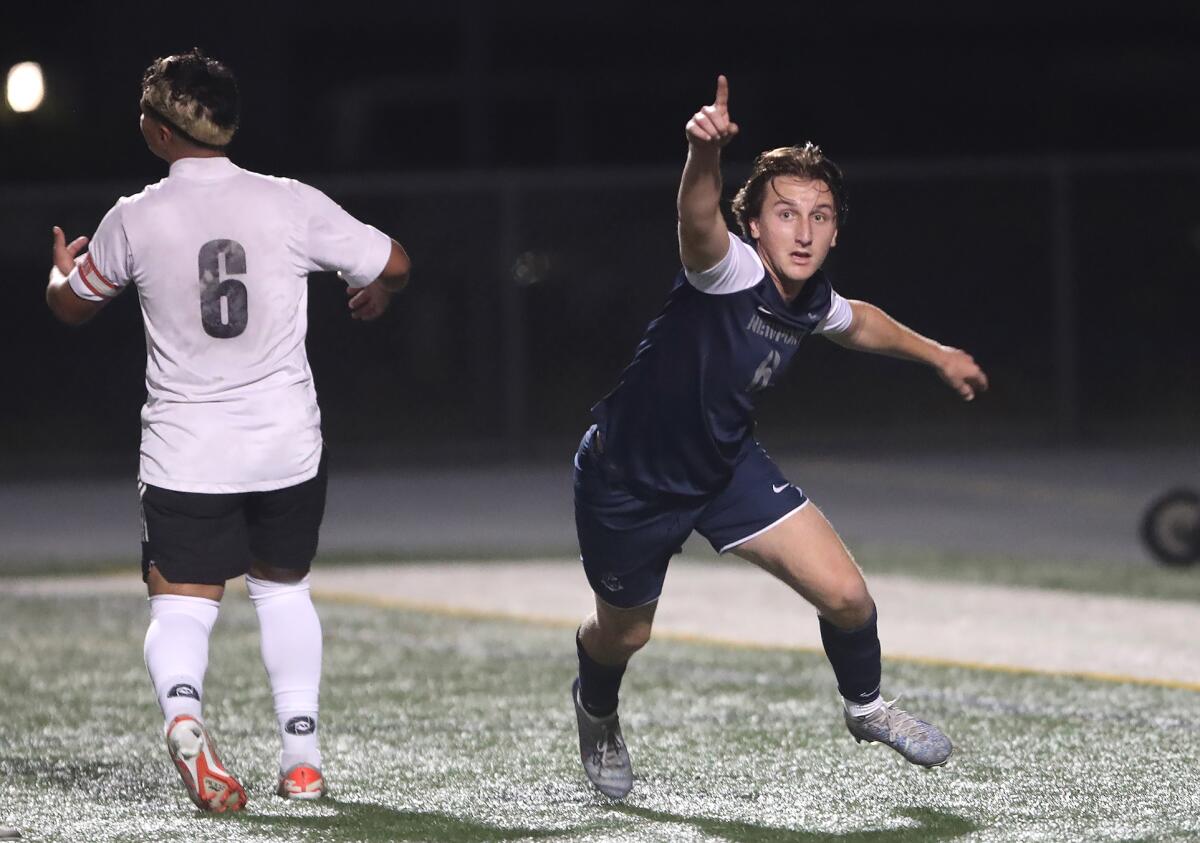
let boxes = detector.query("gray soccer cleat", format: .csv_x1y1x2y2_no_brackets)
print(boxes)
843,698,953,768
572,678,633,798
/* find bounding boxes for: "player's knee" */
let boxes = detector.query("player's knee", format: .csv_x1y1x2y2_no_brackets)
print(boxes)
821,584,874,629
595,617,653,656
610,620,653,655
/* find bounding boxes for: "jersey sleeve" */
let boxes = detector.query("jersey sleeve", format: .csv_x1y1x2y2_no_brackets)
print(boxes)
296,182,392,287
67,203,132,302
684,232,764,295
815,289,854,335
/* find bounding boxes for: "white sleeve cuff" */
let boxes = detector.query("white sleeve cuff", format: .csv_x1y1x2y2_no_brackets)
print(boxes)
684,232,764,295
816,290,854,334
338,226,393,288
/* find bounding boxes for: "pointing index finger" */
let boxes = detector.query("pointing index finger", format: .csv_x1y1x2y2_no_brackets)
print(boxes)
714,74,729,110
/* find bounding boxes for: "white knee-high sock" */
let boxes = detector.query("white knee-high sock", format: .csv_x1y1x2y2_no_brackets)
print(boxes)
245,574,323,772
144,595,220,726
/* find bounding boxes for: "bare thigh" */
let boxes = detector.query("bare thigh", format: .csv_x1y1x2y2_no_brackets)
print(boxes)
248,561,308,583
730,502,873,628
146,565,225,601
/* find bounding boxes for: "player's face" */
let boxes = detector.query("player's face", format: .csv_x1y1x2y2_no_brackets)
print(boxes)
748,176,838,288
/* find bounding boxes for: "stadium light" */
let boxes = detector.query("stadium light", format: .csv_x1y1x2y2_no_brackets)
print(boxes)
7,62,45,113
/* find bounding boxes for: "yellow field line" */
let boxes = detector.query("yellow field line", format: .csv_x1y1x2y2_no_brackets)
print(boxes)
312,588,1200,694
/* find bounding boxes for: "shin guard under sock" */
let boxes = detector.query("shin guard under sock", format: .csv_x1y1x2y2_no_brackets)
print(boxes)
576,629,627,718
819,607,882,707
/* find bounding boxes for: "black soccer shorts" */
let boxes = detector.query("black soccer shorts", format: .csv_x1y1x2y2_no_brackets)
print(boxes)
140,449,328,586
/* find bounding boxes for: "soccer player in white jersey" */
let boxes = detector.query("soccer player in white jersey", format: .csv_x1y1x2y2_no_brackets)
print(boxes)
44,49,411,812
570,76,989,798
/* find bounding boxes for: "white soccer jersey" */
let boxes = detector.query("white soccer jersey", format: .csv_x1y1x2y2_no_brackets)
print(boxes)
68,156,392,493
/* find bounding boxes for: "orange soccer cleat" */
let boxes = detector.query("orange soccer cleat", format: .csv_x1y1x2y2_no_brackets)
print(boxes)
276,763,326,800
164,715,248,812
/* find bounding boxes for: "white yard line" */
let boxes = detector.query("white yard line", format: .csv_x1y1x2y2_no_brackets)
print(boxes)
4,557,1197,687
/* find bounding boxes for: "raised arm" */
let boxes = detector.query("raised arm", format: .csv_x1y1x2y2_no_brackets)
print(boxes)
828,300,990,401
677,75,740,272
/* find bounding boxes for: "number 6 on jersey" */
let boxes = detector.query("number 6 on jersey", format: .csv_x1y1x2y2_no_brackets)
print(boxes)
199,239,248,338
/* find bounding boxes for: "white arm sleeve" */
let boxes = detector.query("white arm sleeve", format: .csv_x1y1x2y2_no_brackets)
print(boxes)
815,290,854,335
297,182,393,287
67,203,132,302
684,232,764,295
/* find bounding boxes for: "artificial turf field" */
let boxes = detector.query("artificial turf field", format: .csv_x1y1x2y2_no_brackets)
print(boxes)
2,587,1199,842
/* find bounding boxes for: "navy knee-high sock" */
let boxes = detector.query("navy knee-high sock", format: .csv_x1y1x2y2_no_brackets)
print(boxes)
818,607,882,704
576,629,627,718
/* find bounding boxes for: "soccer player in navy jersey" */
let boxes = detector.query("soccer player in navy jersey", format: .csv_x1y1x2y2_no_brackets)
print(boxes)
570,75,988,798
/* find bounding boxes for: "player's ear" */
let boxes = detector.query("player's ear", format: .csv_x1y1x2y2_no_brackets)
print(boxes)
141,112,172,149
831,227,838,248
748,218,760,240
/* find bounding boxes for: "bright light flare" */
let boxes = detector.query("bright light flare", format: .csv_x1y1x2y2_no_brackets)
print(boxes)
7,62,45,113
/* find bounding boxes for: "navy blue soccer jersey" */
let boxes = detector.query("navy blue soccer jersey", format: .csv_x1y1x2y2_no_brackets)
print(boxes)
591,233,853,498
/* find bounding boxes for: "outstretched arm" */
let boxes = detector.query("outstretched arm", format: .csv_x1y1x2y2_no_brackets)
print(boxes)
828,300,989,401
45,227,109,326
677,75,740,272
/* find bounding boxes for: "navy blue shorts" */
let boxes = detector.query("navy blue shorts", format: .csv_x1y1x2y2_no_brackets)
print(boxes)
574,425,808,609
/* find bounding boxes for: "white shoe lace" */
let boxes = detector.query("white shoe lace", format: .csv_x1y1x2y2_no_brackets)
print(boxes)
873,698,937,743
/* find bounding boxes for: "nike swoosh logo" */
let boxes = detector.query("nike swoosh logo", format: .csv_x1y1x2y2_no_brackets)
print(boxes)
772,483,789,493
757,306,778,318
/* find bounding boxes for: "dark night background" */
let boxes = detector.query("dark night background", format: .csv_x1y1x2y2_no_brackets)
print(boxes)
2,0,1198,476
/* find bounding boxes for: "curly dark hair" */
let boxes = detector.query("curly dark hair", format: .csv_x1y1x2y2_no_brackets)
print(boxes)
140,48,239,148
731,143,847,238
